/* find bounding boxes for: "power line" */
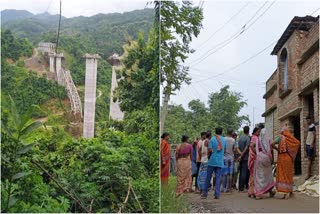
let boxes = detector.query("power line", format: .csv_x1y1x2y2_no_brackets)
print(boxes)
194,2,250,52
189,1,269,65
310,8,319,16
189,1,275,67
192,40,277,83
45,0,54,13
55,0,62,53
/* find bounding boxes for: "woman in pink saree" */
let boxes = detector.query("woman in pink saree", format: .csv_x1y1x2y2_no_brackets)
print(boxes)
254,128,276,199
248,128,259,198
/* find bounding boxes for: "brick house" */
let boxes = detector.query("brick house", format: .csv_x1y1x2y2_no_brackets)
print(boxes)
262,16,319,177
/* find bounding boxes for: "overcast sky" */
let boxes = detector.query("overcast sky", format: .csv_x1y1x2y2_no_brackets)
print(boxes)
1,0,150,18
169,0,319,131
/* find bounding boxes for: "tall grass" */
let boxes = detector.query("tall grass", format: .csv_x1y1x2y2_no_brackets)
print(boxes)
161,176,188,213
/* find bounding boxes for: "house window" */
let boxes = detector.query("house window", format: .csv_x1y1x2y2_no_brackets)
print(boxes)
280,48,289,91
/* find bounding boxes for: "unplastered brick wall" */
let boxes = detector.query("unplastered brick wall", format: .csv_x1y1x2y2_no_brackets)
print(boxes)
300,50,319,89
266,90,277,109
277,91,300,117
300,21,319,54
277,31,301,93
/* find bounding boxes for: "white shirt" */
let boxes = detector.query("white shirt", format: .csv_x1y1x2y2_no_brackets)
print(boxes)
306,124,316,145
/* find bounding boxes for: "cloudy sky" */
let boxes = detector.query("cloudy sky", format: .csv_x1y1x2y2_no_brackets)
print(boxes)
169,0,319,131
1,0,150,17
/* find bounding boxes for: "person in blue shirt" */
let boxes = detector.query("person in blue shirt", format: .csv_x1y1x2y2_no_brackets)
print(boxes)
201,127,227,199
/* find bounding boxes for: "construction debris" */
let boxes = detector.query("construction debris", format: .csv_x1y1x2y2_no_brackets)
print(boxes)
297,175,319,197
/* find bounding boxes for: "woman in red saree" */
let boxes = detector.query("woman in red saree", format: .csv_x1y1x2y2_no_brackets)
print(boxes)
176,135,193,197
161,133,171,185
248,127,260,198
272,127,301,199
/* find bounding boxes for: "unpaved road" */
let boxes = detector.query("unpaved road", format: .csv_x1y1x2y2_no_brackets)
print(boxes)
187,191,319,213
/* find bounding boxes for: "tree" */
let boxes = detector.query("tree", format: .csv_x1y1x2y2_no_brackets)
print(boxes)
160,1,203,133
164,86,250,142
114,5,159,138
207,86,249,131
1,29,33,61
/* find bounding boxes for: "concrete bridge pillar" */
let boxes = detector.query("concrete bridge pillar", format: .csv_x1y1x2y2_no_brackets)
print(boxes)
55,53,64,86
49,54,55,73
83,53,101,138
107,54,124,121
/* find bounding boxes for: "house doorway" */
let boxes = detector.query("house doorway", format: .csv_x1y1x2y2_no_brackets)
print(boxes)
307,94,314,120
292,116,301,175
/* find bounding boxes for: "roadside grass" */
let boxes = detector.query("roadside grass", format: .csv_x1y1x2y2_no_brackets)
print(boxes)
161,176,188,213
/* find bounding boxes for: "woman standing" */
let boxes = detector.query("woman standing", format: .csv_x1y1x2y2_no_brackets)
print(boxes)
176,135,193,197
254,128,276,199
161,133,171,185
248,127,260,198
272,127,301,199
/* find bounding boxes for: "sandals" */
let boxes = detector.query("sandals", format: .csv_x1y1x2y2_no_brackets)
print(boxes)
269,191,276,198
281,193,290,199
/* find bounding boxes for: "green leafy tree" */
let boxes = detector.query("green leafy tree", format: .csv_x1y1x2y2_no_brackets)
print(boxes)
1,29,33,61
164,86,250,143
160,1,203,133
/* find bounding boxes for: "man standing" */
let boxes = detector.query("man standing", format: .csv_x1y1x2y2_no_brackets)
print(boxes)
305,116,316,180
161,132,171,185
237,126,250,192
201,127,226,199
221,128,235,193
195,132,206,192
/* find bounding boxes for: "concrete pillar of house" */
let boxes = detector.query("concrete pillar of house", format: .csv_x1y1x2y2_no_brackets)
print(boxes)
83,53,101,138
312,88,319,175
300,97,308,176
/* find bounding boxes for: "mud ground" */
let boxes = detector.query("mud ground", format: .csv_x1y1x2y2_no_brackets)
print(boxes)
187,191,319,213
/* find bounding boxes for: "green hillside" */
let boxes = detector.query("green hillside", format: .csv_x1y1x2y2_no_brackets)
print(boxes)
2,8,154,123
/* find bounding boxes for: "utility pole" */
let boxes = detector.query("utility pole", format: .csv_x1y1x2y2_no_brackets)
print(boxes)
55,0,62,54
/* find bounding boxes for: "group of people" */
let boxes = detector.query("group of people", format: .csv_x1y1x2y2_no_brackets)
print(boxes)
160,121,311,200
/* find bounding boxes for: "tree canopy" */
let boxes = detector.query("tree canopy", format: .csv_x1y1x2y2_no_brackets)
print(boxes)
164,86,250,143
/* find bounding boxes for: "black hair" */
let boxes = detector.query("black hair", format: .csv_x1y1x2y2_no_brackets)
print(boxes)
201,132,207,137
161,132,170,139
227,128,233,135
243,126,250,134
215,127,223,135
181,135,189,143
252,127,260,135
258,123,265,129
206,131,212,139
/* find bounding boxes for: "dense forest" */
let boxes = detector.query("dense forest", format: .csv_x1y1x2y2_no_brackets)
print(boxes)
1,7,159,213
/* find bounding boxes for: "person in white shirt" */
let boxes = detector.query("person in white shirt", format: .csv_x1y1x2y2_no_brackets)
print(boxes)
305,116,316,180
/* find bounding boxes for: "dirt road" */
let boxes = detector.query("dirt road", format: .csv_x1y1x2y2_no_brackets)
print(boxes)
187,191,319,213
